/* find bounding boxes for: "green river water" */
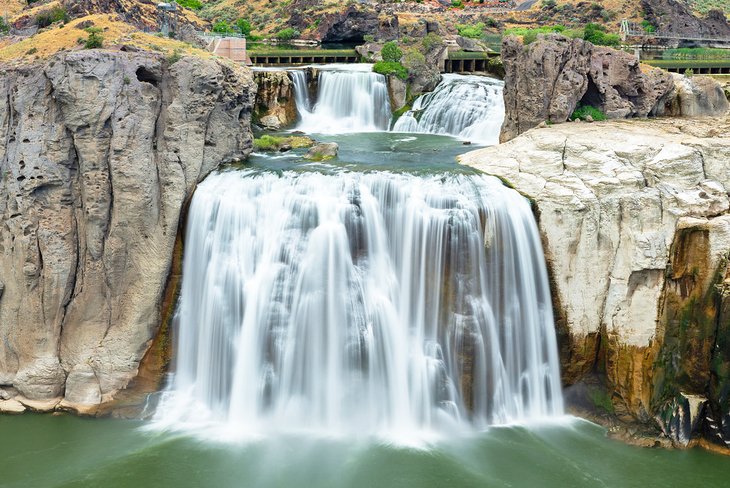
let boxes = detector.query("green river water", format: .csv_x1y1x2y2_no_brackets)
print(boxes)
3,133,729,487
2,415,729,487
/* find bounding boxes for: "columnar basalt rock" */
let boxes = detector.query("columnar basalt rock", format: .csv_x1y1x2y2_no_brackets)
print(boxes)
0,50,256,414
461,116,730,449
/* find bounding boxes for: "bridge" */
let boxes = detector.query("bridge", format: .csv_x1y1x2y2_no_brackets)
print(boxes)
620,19,730,45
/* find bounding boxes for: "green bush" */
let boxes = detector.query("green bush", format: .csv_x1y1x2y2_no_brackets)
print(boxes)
363,34,375,43
212,21,232,34
684,68,694,77
506,25,582,45
235,18,252,36
275,28,299,41
421,32,442,51
584,23,620,46
84,27,104,49
640,19,656,33
373,61,407,80
456,22,485,39
0,17,9,35
177,0,203,10
36,7,69,28
451,0,465,8
381,41,402,62
570,104,607,121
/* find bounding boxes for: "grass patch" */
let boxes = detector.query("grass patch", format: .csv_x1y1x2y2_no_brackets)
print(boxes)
254,135,314,151
373,61,407,80
504,25,583,45
570,104,607,121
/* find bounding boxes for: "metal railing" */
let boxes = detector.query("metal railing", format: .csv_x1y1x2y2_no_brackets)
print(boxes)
620,19,730,44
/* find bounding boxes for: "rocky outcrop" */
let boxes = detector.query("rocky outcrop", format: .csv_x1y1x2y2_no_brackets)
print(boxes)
291,3,398,43
254,71,298,130
641,0,730,44
461,116,730,451
660,74,730,117
500,35,675,142
304,142,338,161
0,50,255,414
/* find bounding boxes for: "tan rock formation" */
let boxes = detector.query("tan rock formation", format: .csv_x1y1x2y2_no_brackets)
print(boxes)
0,50,256,413
254,70,299,130
461,116,730,448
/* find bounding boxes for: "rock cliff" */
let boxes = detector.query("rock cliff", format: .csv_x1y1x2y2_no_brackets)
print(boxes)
253,71,298,130
500,35,675,142
461,116,730,451
0,50,256,415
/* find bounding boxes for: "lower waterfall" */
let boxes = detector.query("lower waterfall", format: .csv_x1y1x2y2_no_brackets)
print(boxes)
293,65,391,133
155,169,563,438
391,74,505,145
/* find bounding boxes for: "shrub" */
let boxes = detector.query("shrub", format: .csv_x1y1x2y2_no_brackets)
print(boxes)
167,48,183,65
684,68,694,77
0,17,9,35
373,61,407,80
177,0,203,9
380,41,402,62
451,0,465,8
36,7,69,28
212,21,232,34
456,22,485,39
235,18,252,36
363,34,375,43
26,47,38,55
570,104,607,121
275,28,299,41
421,32,442,51
541,0,556,8
640,20,656,33
84,27,104,49
584,23,620,46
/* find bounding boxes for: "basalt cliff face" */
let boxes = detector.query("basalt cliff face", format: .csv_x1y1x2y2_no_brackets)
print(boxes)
499,35,729,143
0,50,256,414
461,116,730,451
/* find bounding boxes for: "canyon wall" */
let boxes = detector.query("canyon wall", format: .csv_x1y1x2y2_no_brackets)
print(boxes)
461,116,730,450
0,50,256,414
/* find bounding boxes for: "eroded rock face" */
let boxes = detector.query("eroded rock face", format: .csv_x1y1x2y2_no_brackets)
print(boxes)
461,116,730,449
254,71,298,130
0,50,255,413
500,35,675,142
660,74,730,117
642,0,730,43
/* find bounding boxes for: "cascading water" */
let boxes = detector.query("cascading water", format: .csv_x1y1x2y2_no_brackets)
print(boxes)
392,74,505,145
155,169,563,438
292,65,391,133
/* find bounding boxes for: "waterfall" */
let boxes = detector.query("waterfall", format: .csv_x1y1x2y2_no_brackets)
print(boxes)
155,169,563,437
392,74,505,145
290,70,311,114
293,65,391,133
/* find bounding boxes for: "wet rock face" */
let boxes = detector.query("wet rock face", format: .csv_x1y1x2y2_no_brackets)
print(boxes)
291,4,398,43
254,71,298,130
0,50,256,413
500,35,677,142
461,116,730,449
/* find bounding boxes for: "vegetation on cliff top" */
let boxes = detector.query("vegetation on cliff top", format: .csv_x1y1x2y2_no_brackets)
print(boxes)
0,15,211,62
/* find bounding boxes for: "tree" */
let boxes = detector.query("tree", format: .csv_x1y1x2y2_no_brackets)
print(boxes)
235,19,252,37
381,41,402,63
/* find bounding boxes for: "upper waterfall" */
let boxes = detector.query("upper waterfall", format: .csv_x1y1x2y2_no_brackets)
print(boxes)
293,65,391,133
154,169,563,438
392,74,505,145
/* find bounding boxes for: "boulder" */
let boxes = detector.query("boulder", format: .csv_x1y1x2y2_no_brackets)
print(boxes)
386,75,407,112
304,143,339,161
0,50,256,410
455,36,491,53
660,74,730,117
